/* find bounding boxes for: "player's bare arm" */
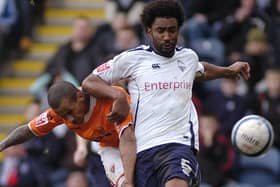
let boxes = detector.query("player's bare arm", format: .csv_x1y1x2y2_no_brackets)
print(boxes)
0,124,35,152
82,74,130,124
74,135,89,167
119,125,136,187
196,61,250,81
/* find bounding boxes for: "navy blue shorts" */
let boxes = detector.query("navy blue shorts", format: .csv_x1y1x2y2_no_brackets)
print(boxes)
135,143,201,187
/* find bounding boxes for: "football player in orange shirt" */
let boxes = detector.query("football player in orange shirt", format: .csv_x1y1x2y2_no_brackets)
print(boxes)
0,81,136,187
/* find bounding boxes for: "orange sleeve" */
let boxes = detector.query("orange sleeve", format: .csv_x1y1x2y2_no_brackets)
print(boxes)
28,109,64,136
117,112,133,138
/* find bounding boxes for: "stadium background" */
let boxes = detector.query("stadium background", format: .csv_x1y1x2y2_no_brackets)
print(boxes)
0,0,279,187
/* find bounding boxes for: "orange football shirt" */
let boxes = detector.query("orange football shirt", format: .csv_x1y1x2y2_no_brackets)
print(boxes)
28,87,133,148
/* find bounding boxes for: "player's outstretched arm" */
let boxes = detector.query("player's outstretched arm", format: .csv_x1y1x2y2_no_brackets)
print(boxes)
119,125,136,187
196,61,250,81
82,74,129,124
73,135,89,167
0,124,35,152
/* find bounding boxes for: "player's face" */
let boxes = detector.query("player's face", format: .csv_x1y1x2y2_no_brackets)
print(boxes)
72,18,92,42
147,17,179,57
54,92,89,124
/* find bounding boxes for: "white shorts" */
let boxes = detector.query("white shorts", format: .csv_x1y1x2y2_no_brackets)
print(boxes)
98,146,125,187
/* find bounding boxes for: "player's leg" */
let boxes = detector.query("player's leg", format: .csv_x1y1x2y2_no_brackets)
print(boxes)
135,143,200,187
135,147,160,187
155,143,200,187
99,146,125,187
165,178,189,187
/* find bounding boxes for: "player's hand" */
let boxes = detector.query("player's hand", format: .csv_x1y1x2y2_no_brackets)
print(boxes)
107,91,130,124
73,146,88,167
228,61,250,80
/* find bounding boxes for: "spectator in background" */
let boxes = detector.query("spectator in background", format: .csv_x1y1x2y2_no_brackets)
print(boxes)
182,0,238,43
0,0,47,61
29,15,100,102
96,26,140,91
178,0,192,19
238,28,275,117
203,79,247,137
266,0,280,66
11,0,47,56
114,26,140,53
180,0,238,96
105,0,145,25
93,13,128,61
0,0,17,63
232,147,280,187
31,0,47,24
198,113,235,187
15,133,65,187
93,12,144,63
13,0,33,55
257,68,280,150
192,95,203,116
240,28,273,92
256,0,272,10
218,0,270,63
0,145,26,187
181,0,238,65
42,15,100,84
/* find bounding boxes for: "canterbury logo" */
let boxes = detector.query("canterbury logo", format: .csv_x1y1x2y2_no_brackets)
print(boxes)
152,63,160,69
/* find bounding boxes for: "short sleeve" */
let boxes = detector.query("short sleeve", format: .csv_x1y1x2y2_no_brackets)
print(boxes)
196,62,205,77
116,113,133,138
190,50,204,77
28,109,64,136
92,51,136,84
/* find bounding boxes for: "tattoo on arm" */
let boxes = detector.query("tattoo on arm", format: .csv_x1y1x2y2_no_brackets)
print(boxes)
0,125,35,151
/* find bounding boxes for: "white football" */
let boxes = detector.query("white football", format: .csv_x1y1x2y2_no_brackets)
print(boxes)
231,115,274,156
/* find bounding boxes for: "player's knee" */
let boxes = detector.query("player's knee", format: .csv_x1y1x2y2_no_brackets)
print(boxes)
165,178,189,187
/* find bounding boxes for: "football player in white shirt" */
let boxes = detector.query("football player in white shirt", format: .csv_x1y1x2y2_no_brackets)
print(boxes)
82,1,250,187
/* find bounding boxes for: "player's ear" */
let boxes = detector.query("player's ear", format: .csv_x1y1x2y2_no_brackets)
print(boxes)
76,90,84,99
146,27,152,39
146,27,152,34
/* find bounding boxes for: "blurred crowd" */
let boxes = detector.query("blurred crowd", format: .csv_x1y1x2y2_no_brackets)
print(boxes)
0,0,280,187
0,0,46,63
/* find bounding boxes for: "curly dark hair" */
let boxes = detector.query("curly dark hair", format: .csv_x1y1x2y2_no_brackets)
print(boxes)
140,0,185,31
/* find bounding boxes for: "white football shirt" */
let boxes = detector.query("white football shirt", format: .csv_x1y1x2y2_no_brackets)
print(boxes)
93,45,204,153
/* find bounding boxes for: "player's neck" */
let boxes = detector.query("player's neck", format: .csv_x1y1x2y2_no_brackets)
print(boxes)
151,45,175,58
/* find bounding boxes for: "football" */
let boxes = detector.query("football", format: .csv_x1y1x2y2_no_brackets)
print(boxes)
231,115,274,157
